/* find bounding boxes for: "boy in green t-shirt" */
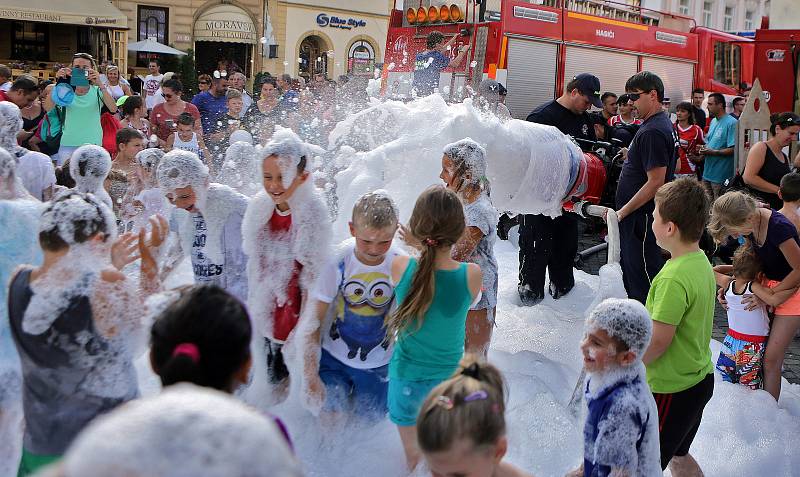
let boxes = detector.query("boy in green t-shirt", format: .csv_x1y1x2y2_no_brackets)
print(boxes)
644,177,716,476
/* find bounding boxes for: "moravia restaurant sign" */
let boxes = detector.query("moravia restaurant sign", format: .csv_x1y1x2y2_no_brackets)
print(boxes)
194,4,257,44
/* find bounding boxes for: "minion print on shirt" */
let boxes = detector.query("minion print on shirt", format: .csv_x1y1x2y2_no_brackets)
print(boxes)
329,270,393,363
316,245,404,370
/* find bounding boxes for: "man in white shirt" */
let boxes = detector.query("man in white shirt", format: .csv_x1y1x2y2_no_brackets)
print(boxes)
143,60,165,111
229,72,253,117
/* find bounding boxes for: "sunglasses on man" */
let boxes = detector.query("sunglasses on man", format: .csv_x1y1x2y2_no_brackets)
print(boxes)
213,70,228,79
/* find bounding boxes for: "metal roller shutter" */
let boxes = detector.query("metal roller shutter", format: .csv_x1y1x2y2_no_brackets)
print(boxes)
563,46,638,98
505,38,558,119
640,57,695,105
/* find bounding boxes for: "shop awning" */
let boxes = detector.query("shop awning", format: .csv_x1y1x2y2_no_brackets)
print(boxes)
0,0,127,28
128,39,187,56
194,4,257,44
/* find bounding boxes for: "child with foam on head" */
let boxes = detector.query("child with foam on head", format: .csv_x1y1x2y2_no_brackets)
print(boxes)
387,186,483,470
7,192,166,475
566,298,661,477
158,149,249,302
416,356,532,477
67,144,113,210
303,191,403,419
119,148,171,233
644,177,716,475
50,385,303,477
0,101,55,202
149,285,293,447
715,245,795,389
242,127,331,395
217,141,260,197
0,148,42,477
440,138,499,356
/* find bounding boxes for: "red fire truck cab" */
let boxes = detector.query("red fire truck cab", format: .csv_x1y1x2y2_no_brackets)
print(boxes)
384,0,752,118
749,28,800,114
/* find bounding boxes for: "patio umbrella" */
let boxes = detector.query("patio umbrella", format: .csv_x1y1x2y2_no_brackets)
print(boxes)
127,39,187,56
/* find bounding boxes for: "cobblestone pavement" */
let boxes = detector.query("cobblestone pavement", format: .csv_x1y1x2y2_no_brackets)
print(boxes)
575,219,800,384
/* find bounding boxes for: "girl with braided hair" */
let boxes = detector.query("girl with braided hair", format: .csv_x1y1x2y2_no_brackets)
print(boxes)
387,185,482,470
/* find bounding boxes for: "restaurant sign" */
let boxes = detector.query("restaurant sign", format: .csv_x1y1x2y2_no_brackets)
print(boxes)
194,4,257,44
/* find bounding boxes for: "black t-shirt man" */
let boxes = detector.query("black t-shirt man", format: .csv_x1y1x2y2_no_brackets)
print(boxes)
527,100,597,142
615,110,677,215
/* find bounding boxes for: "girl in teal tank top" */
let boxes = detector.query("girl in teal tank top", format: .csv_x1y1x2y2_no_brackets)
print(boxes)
385,186,482,470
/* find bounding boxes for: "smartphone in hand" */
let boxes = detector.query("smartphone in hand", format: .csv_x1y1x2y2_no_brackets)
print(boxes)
70,67,89,87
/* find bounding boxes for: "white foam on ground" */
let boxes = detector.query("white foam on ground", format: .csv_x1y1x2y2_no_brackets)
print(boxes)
141,243,800,476
7,93,799,476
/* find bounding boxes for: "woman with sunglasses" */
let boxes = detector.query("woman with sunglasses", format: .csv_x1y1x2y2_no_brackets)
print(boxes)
197,74,212,94
742,112,800,209
150,78,202,147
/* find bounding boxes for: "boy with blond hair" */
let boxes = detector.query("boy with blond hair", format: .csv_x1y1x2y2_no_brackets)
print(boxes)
645,177,715,476
304,191,405,419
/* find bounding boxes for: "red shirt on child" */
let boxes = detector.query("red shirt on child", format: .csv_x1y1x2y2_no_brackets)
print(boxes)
267,209,303,342
674,123,705,175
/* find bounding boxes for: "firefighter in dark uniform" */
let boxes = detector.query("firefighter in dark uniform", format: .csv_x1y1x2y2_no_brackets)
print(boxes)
518,73,602,305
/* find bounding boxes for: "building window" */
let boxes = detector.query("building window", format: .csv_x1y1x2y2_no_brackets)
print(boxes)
678,0,690,16
138,6,168,43
703,1,713,27
137,6,169,66
723,6,734,31
11,22,49,61
744,10,754,30
713,40,740,88
348,40,375,76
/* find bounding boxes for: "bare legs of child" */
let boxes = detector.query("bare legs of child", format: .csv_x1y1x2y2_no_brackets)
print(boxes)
465,308,494,357
397,425,422,472
669,453,705,477
763,314,800,400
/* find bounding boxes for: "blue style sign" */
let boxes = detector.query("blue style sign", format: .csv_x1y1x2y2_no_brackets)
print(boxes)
316,13,366,30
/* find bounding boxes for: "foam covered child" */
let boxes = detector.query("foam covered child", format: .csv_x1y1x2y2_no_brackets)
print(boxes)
120,148,171,233
440,138,499,356
51,385,302,477
242,128,331,395
417,356,533,477
0,102,55,202
0,148,42,477
157,149,249,302
303,191,404,419
387,186,482,470
7,192,165,475
567,298,661,477
217,141,260,197
67,144,113,210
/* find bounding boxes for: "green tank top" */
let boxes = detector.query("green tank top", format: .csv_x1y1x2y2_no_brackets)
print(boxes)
389,258,473,381
60,86,103,147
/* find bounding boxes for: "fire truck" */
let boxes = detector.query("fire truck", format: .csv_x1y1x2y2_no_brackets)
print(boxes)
746,28,800,114
382,0,756,119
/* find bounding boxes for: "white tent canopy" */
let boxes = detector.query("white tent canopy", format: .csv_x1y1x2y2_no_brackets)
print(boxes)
127,39,187,56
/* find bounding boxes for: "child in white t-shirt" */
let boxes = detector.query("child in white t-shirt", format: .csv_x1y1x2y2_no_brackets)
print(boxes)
716,244,795,389
304,191,403,420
